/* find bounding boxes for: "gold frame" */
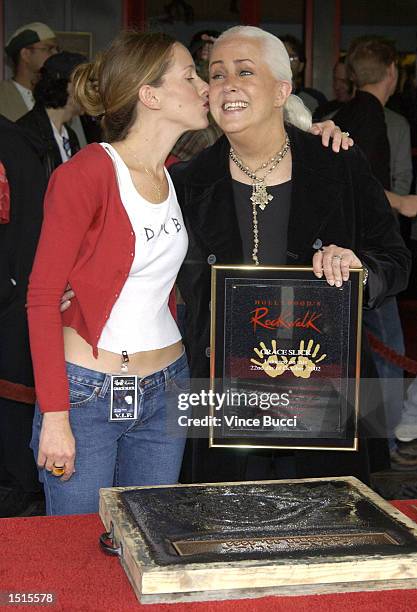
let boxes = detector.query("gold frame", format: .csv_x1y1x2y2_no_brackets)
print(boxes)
209,265,363,451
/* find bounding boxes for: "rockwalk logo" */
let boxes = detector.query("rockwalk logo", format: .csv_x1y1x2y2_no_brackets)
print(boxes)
250,306,322,333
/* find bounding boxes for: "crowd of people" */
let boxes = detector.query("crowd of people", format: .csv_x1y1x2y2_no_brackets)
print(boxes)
0,19,416,517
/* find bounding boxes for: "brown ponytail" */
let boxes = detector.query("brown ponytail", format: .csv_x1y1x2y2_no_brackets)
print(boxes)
72,55,104,117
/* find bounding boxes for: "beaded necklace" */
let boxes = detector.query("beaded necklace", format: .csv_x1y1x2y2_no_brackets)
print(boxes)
229,134,290,264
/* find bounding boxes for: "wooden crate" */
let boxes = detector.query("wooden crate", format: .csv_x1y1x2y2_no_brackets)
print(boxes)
99,477,417,604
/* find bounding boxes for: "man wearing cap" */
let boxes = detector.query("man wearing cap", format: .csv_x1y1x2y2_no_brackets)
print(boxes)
0,22,58,121
18,52,85,180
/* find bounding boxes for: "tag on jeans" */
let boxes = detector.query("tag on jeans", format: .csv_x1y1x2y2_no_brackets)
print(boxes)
109,375,138,421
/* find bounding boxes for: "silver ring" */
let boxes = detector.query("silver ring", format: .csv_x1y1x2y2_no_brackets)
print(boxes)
332,255,343,260
341,131,350,137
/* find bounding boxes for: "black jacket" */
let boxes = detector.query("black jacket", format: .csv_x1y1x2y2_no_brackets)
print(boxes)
0,114,47,310
0,115,47,391
171,123,410,379
17,104,80,181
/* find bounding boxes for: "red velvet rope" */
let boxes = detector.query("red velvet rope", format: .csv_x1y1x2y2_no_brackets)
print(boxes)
0,379,36,404
366,331,417,375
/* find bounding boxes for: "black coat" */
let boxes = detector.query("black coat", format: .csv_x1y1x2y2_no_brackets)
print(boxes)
0,114,47,392
0,114,47,309
170,123,410,484
0,115,47,493
17,104,80,181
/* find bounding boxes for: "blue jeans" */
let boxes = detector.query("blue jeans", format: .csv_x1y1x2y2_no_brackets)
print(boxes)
31,351,189,516
363,296,405,445
395,376,417,440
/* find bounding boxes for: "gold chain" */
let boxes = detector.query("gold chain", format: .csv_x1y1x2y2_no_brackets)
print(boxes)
125,144,165,200
229,134,290,265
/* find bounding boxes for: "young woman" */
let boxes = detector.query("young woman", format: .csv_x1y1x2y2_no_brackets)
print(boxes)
28,31,209,515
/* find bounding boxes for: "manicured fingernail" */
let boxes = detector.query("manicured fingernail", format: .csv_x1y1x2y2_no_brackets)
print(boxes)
328,280,335,286
335,280,342,287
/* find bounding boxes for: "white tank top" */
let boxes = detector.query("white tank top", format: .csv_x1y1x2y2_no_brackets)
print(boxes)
97,143,188,354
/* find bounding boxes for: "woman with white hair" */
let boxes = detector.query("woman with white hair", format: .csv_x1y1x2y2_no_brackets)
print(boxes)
172,26,410,484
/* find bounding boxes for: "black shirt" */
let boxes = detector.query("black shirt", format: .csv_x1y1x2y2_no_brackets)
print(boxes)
232,179,292,265
333,90,391,190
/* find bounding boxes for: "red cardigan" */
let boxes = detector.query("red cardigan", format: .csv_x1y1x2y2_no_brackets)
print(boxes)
27,144,176,413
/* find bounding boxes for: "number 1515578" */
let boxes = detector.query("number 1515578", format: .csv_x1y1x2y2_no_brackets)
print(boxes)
0,592,56,605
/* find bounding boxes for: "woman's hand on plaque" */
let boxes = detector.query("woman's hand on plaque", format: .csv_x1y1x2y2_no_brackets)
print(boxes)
312,244,362,287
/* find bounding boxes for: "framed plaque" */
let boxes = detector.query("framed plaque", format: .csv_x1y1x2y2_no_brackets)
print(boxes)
209,266,363,450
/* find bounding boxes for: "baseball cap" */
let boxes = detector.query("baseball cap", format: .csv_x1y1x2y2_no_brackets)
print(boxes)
42,51,86,81
5,22,56,58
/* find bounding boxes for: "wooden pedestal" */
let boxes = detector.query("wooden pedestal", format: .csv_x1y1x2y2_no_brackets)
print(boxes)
99,477,417,604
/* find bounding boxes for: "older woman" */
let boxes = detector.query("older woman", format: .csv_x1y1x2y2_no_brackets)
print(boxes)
171,26,410,484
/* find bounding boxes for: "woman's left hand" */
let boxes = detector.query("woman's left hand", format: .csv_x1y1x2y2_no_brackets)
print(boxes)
312,244,362,287
309,120,354,152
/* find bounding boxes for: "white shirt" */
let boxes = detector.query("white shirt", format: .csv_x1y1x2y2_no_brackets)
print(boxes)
12,81,34,110
97,143,188,354
50,120,71,162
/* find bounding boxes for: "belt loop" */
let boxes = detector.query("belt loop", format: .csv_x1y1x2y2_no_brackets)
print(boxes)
98,375,111,398
163,367,169,386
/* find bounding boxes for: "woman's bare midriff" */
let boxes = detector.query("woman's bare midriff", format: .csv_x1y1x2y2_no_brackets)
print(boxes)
63,327,183,376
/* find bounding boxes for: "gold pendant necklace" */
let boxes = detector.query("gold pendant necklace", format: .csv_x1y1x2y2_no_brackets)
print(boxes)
250,180,273,211
142,166,162,200
230,134,290,265
124,144,164,200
